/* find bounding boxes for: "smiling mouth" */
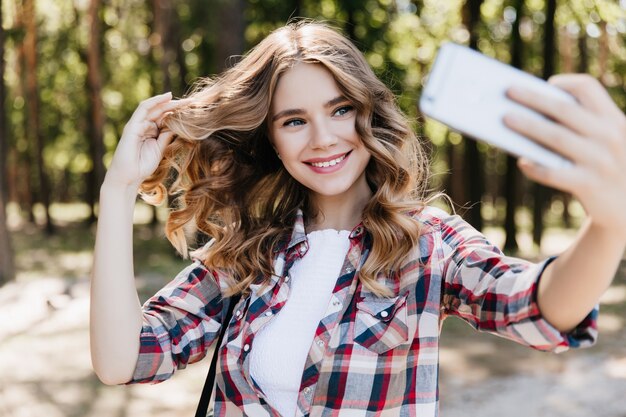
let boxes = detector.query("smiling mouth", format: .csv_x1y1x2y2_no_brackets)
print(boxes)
306,152,350,168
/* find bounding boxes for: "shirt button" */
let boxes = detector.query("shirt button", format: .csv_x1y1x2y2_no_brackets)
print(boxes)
284,276,290,282
303,387,312,395
243,344,250,352
265,311,273,317
299,245,306,254
316,340,325,347
332,300,341,307
380,311,389,318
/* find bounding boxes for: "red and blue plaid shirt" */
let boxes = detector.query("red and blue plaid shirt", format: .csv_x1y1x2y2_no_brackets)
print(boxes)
127,207,598,416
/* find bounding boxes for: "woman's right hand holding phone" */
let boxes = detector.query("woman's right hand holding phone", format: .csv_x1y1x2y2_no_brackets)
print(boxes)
504,74,626,333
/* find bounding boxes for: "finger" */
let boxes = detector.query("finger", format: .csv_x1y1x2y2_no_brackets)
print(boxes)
517,158,580,193
124,120,159,139
146,98,192,123
506,85,597,138
142,120,159,139
156,130,176,153
130,92,173,122
503,111,588,163
548,74,624,120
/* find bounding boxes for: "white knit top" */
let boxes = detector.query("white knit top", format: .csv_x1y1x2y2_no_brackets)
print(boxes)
249,229,351,417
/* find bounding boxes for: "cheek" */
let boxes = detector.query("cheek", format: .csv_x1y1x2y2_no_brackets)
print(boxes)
338,117,357,133
355,141,372,170
269,131,286,155
273,131,307,157
360,150,372,169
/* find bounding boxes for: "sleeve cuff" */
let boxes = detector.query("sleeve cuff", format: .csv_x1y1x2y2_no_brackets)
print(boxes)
517,256,599,353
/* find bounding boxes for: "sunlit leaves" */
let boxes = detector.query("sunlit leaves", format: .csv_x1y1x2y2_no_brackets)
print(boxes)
1,0,624,207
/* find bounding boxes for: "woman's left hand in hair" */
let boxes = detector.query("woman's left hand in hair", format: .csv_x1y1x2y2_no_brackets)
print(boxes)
504,74,626,236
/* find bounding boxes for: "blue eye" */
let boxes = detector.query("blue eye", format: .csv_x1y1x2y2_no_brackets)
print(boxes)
284,119,305,127
334,105,354,117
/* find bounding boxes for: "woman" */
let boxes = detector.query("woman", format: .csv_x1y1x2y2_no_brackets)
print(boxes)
90,21,626,417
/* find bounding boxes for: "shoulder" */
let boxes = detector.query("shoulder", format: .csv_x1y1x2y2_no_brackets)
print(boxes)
189,236,218,262
187,239,233,293
409,205,478,241
409,205,451,230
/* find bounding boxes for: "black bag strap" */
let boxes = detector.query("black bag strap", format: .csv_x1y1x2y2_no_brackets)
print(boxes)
195,294,241,417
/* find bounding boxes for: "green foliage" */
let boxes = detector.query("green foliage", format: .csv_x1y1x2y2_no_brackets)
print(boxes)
3,0,625,211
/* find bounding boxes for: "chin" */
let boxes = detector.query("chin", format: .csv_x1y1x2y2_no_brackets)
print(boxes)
306,182,357,197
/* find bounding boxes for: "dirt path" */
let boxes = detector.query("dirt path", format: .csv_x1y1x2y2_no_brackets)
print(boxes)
2,272,625,417
439,318,626,416
2,222,625,416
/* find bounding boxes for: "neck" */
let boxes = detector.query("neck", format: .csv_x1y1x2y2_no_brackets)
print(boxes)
307,174,372,232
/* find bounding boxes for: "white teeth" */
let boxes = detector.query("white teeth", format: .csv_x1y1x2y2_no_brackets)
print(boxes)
310,154,346,168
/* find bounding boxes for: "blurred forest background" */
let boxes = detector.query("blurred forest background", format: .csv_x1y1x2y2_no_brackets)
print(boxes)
1,1,626,416
0,0,625,282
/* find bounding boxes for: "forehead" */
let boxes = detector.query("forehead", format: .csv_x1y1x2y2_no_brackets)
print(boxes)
271,63,342,109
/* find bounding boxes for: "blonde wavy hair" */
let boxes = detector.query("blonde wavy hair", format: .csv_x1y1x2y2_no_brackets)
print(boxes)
141,21,431,297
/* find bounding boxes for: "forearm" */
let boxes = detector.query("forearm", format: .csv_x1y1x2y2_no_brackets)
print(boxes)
538,219,626,332
89,179,144,385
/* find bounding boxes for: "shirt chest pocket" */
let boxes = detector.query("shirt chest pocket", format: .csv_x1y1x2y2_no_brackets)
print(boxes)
353,293,409,354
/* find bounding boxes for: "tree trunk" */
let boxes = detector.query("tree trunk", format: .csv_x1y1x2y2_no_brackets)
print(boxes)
24,0,53,234
558,25,575,228
86,0,106,224
0,5,7,211
293,0,302,17
13,1,33,222
174,25,188,94
446,136,467,210
532,0,556,247
0,3,15,286
503,0,524,252
343,0,359,42
462,0,484,231
151,0,184,227
215,0,246,71
0,191,13,286
153,0,175,92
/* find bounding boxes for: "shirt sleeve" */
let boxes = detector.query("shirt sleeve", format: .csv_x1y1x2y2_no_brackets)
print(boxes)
125,260,230,384
438,212,598,353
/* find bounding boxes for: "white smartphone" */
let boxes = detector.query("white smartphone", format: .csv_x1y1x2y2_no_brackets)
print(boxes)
419,43,574,169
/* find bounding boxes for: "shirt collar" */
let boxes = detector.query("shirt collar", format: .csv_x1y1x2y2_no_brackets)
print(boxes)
274,208,367,257
285,209,308,252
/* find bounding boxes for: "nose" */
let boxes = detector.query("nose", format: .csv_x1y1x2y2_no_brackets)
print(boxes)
309,117,337,150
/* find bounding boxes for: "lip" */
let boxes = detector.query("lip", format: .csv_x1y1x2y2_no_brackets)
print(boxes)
303,151,350,164
304,151,351,174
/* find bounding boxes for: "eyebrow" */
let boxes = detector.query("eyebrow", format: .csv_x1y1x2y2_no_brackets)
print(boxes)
271,96,350,122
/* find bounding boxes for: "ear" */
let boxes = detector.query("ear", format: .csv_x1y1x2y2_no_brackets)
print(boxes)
265,131,281,159
266,131,277,152
265,123,274,145
271,144,281,159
